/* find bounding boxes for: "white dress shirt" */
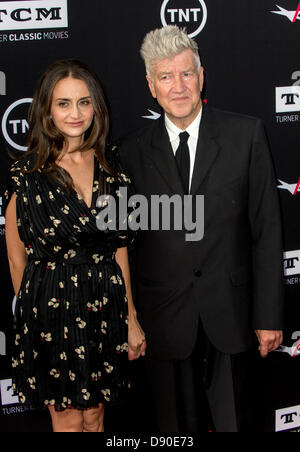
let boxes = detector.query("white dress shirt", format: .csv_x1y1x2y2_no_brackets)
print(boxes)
165,108,202,192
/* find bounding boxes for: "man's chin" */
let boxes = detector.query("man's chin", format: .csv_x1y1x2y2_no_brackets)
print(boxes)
168,108,194,120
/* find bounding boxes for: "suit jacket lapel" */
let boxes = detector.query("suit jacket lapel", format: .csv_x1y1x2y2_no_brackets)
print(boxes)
147,116,184,195
190,106,221,195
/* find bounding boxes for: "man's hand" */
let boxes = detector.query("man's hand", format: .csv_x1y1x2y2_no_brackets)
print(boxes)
255,330,283,358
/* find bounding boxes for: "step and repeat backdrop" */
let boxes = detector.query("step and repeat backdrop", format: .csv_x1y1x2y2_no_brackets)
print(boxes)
1,0,300,433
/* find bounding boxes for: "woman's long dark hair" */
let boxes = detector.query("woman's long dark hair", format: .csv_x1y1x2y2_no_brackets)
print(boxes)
25,59,114,193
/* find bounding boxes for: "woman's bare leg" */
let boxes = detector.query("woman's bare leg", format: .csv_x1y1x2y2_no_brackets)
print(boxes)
48,406,84,432
83,403,105,432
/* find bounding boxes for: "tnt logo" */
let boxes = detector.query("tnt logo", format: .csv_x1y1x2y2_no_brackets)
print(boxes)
0,71,6,96
1,98,32,152
161,0,208,38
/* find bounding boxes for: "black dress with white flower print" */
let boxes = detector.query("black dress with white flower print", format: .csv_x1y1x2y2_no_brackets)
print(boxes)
4,148,135,411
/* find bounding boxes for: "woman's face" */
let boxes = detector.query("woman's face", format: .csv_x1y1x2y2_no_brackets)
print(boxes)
50,76,95,148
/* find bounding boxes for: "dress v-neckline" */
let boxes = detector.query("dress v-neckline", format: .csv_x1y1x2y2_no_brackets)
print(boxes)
72,156,98,210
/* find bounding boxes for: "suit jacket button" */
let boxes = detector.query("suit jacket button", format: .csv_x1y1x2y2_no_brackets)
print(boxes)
194,269,202,277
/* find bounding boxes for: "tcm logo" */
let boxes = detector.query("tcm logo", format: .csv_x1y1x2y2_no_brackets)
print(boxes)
0,71,6,96
276,405,300,432
283,250,300,276
1,98,33,152
0,0,68,31
161,0,207,38
0,379,19,407
271,3,300,22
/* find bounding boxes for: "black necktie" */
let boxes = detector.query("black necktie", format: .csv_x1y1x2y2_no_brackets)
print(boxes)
175,131,190,194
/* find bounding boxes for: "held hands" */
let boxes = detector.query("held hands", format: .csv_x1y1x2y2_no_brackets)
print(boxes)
255,330,283,358
128,313,147,361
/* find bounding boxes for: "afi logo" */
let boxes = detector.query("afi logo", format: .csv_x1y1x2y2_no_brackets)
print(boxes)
0,71,6,96
161,0,207,38
276,405,300,432
0,0,68,31
271,2,300,22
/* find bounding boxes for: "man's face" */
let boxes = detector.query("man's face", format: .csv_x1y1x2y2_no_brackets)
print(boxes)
147,49,204,129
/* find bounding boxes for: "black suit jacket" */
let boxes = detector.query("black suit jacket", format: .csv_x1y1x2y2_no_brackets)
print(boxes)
119,106,284,360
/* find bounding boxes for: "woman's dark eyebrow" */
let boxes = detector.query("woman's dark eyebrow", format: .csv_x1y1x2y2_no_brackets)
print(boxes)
55,96,92,101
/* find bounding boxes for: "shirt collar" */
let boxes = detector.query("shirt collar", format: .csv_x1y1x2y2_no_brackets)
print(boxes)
165,107,203,143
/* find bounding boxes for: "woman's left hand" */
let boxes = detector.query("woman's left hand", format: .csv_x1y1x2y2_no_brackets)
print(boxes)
128,314,147,361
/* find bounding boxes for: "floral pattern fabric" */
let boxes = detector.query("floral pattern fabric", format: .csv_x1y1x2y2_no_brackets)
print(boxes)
4,149,134,411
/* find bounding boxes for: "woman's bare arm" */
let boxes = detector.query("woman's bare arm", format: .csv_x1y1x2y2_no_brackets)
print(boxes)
116,246,146,360
5,194,27,296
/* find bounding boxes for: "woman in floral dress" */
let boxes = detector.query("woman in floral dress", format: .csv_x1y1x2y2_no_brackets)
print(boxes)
4,60,146,432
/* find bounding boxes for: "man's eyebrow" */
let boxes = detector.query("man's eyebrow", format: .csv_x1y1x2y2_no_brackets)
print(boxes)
157,71,173,77
157,68,195,77
181,67,195,72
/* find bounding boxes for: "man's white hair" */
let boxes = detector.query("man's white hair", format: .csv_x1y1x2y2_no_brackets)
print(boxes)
140,25,201,77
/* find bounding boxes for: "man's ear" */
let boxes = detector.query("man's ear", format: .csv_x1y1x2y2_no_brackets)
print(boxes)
199,67,204,93
146,74,157,99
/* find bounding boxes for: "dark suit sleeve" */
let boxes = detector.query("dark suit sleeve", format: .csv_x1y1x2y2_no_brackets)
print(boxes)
248,120,284,330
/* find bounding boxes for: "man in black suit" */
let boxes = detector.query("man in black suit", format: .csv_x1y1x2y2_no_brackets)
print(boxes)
119,26,284,432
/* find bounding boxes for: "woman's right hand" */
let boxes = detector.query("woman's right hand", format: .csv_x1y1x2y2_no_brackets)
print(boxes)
128,313,147,361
